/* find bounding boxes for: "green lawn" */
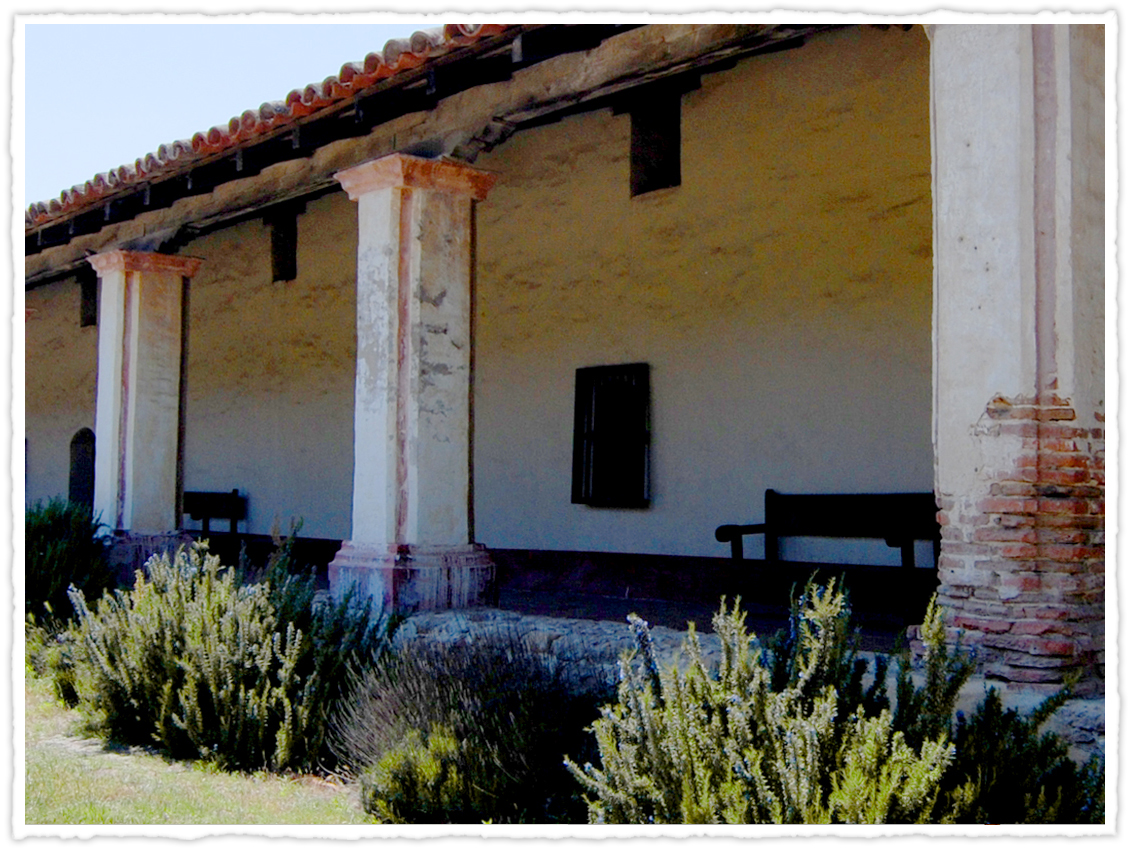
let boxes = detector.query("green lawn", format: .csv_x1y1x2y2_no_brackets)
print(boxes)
23,671,373,825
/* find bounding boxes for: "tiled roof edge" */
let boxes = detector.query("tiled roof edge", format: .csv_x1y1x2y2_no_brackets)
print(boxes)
26,23,513,229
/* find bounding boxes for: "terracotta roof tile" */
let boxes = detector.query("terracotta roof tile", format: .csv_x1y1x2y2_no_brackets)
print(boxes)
26,24,514,229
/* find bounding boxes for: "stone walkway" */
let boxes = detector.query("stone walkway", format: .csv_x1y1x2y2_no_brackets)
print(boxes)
398,605,1106,764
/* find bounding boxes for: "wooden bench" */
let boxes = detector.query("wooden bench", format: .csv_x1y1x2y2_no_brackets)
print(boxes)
182,489,247,535
715,489,941,568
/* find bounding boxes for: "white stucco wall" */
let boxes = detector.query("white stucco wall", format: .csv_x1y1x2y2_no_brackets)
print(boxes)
1066,24,1106,427
180,191,357,539
472,26,935,561
931,25,1041,502
24,279,98,507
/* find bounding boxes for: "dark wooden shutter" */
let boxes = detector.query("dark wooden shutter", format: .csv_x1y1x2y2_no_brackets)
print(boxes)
572,363,650,508
629,93,681,197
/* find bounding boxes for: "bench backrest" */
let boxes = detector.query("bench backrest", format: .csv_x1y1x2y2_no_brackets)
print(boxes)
182,489,247,534
764,489,940,567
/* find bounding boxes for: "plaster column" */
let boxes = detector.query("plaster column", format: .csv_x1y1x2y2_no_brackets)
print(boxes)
329,154,498,613
929,25,1104,692
89,250,202,535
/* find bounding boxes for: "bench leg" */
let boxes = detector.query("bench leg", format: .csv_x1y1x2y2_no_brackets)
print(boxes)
901,540,915,568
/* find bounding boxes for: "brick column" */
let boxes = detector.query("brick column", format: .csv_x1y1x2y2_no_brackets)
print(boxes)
929,25,1104,693
89,250,202,535
328,154,497,614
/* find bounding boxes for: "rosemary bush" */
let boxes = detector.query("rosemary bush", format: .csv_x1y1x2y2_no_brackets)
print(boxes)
568,581,1104,824
333,630,611,824
942,687,1105,823
57,541,390,773
25,498,114,624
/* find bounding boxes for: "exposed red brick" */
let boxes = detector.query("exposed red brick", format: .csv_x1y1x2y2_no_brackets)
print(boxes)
953,616,1012,634
991,651,1080,669
979,497,1039,514
1036,497,1093,515
1040,422,1089,439
999,573,1042,592
1037,408,1077,421
1039,468,1093,486
1039,437,1080,452
1036,529,1093,547
981,634,1078,656
1010,620,1074,636
934,401,1103,690
1029,606,1089,621
1038,452,1091,469
1037,514,1103,530
974,526,1038,544
1039,544,1103,562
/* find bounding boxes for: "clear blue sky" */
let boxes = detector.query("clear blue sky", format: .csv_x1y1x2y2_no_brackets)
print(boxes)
21,17,434,207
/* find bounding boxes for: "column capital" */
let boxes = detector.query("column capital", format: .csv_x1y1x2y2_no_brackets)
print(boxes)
335,153,498,202
88,250,203,277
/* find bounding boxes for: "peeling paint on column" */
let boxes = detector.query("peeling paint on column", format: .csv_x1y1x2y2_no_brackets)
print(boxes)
89,250,202,535
330,154,498,613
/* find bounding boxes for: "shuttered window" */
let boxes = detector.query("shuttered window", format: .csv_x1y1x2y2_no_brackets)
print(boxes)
571,363,651,508
629,93,681,197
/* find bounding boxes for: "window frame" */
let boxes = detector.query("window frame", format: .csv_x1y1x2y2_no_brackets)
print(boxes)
571,362,651,509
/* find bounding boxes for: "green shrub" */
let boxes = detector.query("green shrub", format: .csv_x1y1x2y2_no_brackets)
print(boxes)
57,541,391,773
568,581,1104,824
333,630,612,824
567,585,953,824
24,498,114,624
941,688,1104,823
238,528,396,768
364,724,473,824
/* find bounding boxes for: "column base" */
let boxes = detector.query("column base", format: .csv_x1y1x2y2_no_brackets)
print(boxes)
328,541,496,615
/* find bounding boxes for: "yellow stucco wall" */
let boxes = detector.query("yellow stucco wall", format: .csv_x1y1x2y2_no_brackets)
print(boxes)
472,25,934,560
25,279,98,505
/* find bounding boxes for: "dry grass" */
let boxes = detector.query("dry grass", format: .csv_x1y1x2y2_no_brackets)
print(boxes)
22,669,372,826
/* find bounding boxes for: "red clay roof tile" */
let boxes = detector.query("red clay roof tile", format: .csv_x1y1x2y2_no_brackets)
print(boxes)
26,24,514,230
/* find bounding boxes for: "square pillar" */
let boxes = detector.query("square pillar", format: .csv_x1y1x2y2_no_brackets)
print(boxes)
929,25,1104,692
89,250,201,535
329,154,498,613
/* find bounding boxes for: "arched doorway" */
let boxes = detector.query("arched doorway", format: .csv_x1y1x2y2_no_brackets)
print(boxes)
69,428,95,509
